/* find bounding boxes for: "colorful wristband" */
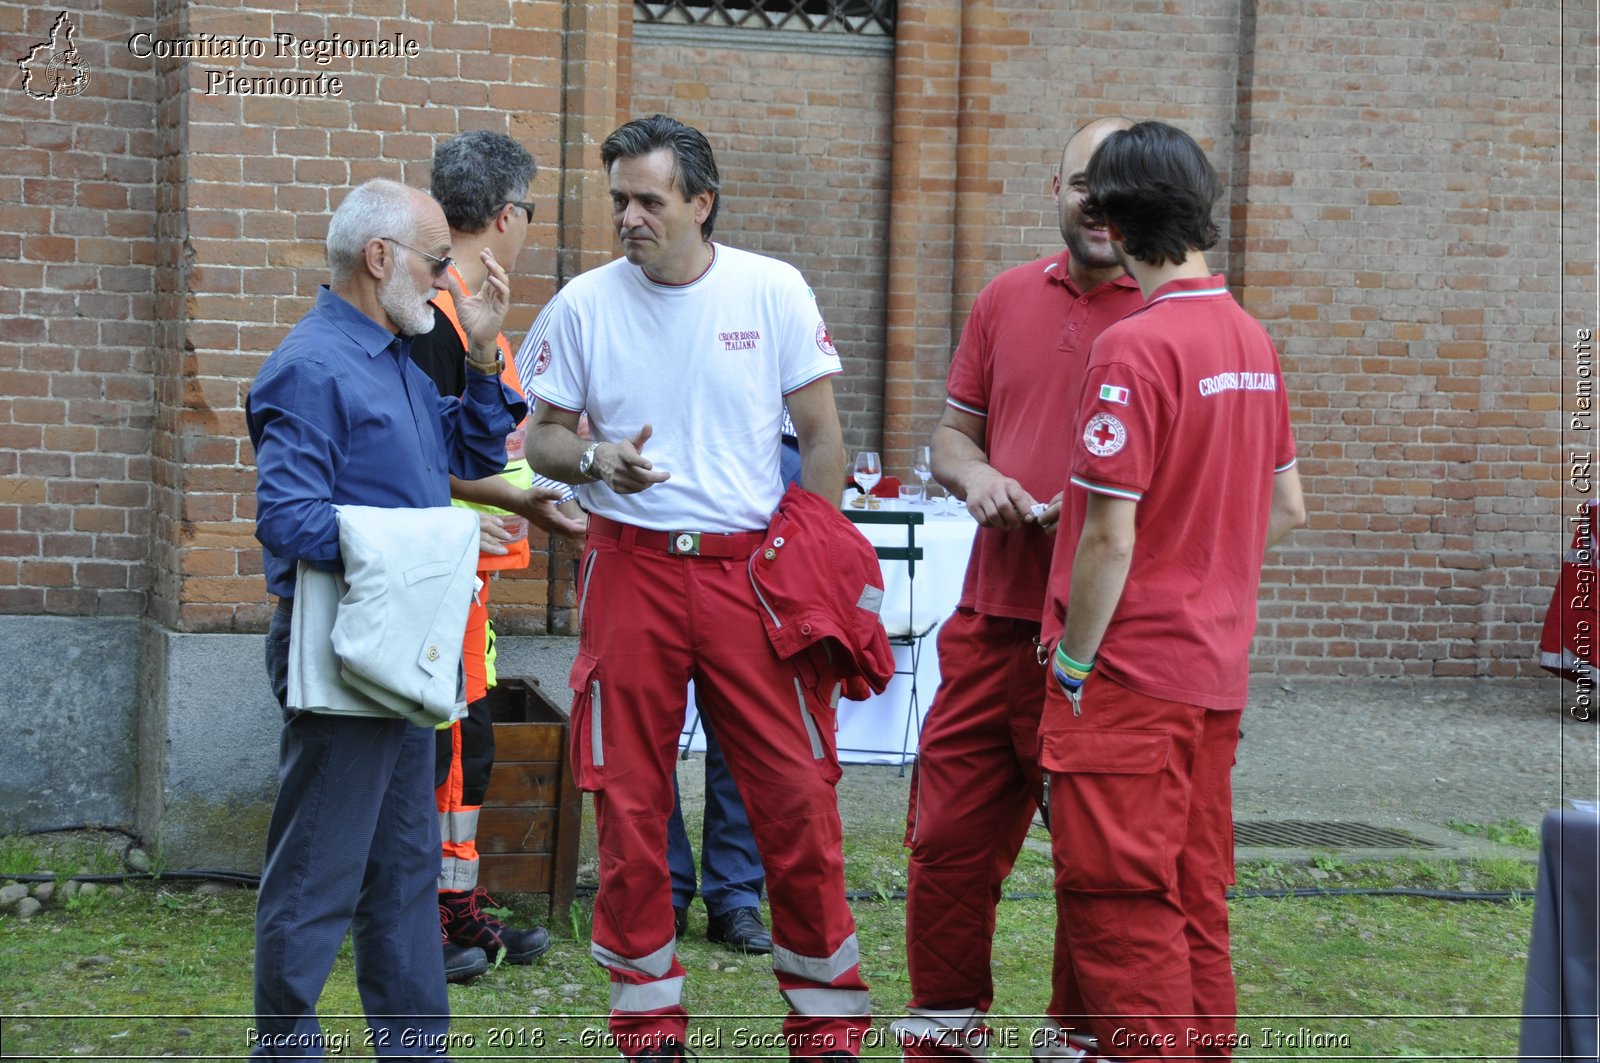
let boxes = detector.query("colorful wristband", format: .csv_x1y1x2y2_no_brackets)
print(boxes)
1052,645,1095,681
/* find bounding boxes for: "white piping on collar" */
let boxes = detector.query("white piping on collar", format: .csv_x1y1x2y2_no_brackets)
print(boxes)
1150,286,1229,303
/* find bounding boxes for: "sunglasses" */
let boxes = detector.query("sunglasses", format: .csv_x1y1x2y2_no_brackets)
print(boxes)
509,200,536,221
384,237,453,279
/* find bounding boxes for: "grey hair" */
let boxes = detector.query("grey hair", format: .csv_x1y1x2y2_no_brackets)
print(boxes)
326,178,417,285
601,114,721,239
431,130,536,234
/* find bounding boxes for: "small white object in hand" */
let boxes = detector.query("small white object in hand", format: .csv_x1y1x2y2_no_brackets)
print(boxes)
1029,502,1049,519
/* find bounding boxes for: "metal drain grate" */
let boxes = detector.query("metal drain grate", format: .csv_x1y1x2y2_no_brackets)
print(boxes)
1234,820,1438,849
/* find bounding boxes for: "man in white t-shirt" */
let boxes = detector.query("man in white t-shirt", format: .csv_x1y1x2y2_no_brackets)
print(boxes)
519,114,865,1062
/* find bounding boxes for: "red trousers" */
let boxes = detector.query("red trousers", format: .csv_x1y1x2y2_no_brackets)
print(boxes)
1040,675,1241,1061
569,527,871,1058
901,610,1047,1030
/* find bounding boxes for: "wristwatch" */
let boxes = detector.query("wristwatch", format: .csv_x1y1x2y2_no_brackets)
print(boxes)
577,442,602,482
465,350,504,375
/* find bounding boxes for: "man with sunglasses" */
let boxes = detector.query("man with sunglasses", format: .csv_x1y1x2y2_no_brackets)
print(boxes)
247,176,526,1058
407,129,586,983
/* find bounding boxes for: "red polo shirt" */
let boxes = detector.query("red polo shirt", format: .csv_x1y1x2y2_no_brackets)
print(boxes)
946,250,1143,621
1044,274,1297,709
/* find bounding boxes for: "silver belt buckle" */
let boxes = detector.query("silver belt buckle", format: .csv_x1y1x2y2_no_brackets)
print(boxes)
669,531,701,556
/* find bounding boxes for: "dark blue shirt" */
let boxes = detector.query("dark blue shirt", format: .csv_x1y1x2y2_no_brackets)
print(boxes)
247,286,526,598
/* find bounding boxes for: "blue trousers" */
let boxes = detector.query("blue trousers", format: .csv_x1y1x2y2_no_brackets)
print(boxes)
667,707,766,915
254,599,451,1060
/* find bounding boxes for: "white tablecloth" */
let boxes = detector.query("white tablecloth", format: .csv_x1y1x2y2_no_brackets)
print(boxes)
679,498,978,765
837,500,977,763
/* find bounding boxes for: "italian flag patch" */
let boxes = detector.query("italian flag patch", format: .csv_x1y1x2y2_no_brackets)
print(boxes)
1099,384,1130,405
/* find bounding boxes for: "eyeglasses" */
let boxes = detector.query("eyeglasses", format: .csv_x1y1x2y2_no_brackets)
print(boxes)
508,200,536,221
383,237,453,278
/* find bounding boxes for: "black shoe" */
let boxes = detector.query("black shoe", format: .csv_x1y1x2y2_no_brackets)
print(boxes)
443,939,490,984
705,906,772,954
673,905,688,938
636,1038,697,1061
440,887,552,965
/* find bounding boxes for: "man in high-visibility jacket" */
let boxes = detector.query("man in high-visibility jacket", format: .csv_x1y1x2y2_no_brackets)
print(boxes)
409,130,587,983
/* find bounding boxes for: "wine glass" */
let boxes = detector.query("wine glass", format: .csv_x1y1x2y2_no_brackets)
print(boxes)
911,445,933,504
853,450,882,497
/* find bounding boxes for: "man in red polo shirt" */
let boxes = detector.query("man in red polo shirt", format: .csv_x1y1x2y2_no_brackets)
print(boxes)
1038,121,1306,1060
892,117,1143,1060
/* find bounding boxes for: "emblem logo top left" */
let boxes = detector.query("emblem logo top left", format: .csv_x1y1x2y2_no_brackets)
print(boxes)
18,12,91,101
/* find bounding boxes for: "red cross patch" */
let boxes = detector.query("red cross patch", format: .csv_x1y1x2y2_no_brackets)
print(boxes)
1083,412,1127,457
816,321,838,357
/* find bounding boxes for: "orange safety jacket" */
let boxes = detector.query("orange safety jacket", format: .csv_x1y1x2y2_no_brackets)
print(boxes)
434,271,531,573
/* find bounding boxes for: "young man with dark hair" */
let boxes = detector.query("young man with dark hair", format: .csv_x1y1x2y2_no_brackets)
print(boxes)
1036,121,1306,1060
520,113,872,1061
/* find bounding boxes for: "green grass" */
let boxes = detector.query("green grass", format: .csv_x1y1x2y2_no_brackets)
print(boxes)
1448,818,1543,851
0,834,43,877
0,830,131,879
0,837,1540,1060
1233,854,1537,895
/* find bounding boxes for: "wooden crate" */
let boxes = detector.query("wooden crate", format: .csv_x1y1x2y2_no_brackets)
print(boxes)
478,677,581,921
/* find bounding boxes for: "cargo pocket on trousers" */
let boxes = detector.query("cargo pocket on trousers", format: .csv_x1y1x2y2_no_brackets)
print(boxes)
567,651,605,791
1040,728,1180,895
793,676,844,785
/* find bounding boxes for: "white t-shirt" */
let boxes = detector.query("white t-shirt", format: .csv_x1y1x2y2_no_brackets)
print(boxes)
517,243,841,532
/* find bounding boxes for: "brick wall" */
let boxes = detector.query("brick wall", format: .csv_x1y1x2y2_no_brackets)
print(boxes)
2,3,158,619
627,27,895,457
879,0,1248,476
1561,0,1600,687
538,0,628,635
0,0,608,637
0,1,585,634
0,0,1590,675
171,3,579,634
949,0,1245,297
878,0,961,477
1236,0,1576,677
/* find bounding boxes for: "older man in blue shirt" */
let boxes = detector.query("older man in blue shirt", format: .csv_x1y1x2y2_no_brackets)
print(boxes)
246,176,529,1060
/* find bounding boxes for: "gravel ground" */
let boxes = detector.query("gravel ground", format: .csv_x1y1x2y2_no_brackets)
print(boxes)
1234,676,1596,830
521,628,1599,870
661,676,1600,874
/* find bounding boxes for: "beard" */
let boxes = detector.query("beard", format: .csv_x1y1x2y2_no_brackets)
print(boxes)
1062,216,1121,272
378,266,436,337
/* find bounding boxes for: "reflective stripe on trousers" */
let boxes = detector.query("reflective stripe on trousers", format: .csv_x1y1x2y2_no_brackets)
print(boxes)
891,1006,988,1040
592,939,688,1015
774,934,871,1017
437,807,480,891
780,987,873,1017
592,937,676,981
773,934,860,986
